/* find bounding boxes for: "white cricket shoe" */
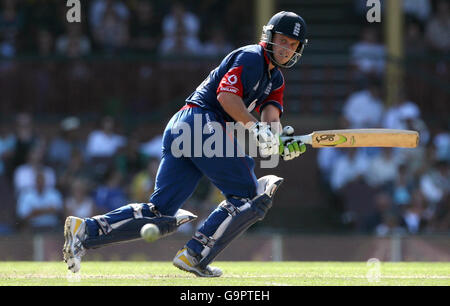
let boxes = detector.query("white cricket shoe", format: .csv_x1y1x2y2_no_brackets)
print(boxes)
173,247,223,277
63,216,87,273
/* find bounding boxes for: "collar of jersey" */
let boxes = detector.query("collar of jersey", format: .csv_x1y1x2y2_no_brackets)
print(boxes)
258,42,274,79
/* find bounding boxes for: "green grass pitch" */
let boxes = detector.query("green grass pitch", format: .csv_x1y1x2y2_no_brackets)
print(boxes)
0,261,449,286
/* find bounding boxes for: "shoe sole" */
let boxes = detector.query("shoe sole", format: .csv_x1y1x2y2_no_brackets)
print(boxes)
173,261,218,277
173,252,221,278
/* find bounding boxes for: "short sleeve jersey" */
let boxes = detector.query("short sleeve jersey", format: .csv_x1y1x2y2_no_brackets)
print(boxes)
185,43,285,122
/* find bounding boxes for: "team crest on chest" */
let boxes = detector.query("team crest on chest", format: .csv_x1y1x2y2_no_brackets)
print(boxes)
264,82,272,95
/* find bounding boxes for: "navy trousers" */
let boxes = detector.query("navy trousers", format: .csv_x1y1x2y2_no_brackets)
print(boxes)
85,105,258,255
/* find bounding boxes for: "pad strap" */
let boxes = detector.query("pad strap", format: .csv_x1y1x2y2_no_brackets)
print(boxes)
192,231,216,248
219,200,240,217
92,215,113,235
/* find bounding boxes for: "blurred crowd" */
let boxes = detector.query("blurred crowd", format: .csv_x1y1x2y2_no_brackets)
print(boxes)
350,0,449,114
352,0,450,73
0,113,224,234
0,0,253,59
315,0,450,236
0,0,448,236
318,75,449,235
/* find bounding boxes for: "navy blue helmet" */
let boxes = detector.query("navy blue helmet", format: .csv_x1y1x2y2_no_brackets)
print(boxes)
261,11,308,68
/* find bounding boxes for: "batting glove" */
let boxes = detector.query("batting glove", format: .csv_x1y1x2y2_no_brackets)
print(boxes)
248,122,280,157
279,126,306,161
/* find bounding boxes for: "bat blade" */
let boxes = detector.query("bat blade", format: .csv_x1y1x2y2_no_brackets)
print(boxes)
282,129,419,148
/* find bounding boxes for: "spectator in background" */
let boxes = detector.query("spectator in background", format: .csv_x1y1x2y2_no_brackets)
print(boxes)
425,0,450,53
58,148,92,196
0,173,15,234
403,0,431,24
329,147,374,229
342,77,384,128
375,212,403,236
382,89,421,130
350,25,386,78
159,1,202,56
129,157,159,203
16,170,63,232
426,179,449,232
86,116,126,183
0,0,24,58
162,1,199,41
400,106,430,146
91,0,129,53
404,18,427,58
8,113,40,179
86,116,126,160
159,22,202,56
55,23,91,58
115,134,148,183
129,0,161,54
362,192,394,234
89,0,129,33
0,124,14,176
330,148,371,192
13,146,56,194
400,189,427,234
395,111,430,177
23,0,62,44
35,27,54,57
0,124,15,233
388,164,416,209
365,148,400,188
222,0,254,46
64,178,96,219
47,116,83,174
420,160,449,208
433,123,450,162
202,27,233,57
317,147,344,186
382,86,430,148
140,134,163,160
93,168,128,213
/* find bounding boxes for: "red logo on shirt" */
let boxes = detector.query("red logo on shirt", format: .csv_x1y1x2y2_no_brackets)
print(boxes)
217,66,244,97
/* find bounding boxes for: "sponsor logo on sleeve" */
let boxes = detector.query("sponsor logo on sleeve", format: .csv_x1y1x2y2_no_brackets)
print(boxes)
225,74,238,85
220,86,239,94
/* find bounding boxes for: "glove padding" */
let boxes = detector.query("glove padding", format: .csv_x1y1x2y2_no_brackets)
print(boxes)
248,122,280,157
279,126,306,161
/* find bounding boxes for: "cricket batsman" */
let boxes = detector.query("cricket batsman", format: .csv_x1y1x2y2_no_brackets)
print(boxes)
63,11,308,277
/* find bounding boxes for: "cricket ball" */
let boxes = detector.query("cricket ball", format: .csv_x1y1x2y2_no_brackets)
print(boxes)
140,223,160,242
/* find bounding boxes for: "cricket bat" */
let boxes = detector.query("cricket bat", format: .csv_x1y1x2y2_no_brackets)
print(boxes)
280,129,419,148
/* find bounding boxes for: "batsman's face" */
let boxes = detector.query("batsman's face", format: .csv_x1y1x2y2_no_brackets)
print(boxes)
272,33,300,64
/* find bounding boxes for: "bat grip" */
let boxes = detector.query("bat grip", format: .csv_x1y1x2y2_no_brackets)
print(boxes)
280,134,313,145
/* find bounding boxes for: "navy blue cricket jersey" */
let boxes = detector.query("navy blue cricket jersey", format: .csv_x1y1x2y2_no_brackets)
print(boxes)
185,43,285,122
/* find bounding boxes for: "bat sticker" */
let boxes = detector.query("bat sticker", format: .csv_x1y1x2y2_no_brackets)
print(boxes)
316,134,347,146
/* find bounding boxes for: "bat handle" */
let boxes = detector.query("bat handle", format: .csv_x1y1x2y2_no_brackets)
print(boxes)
280,134,313,145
